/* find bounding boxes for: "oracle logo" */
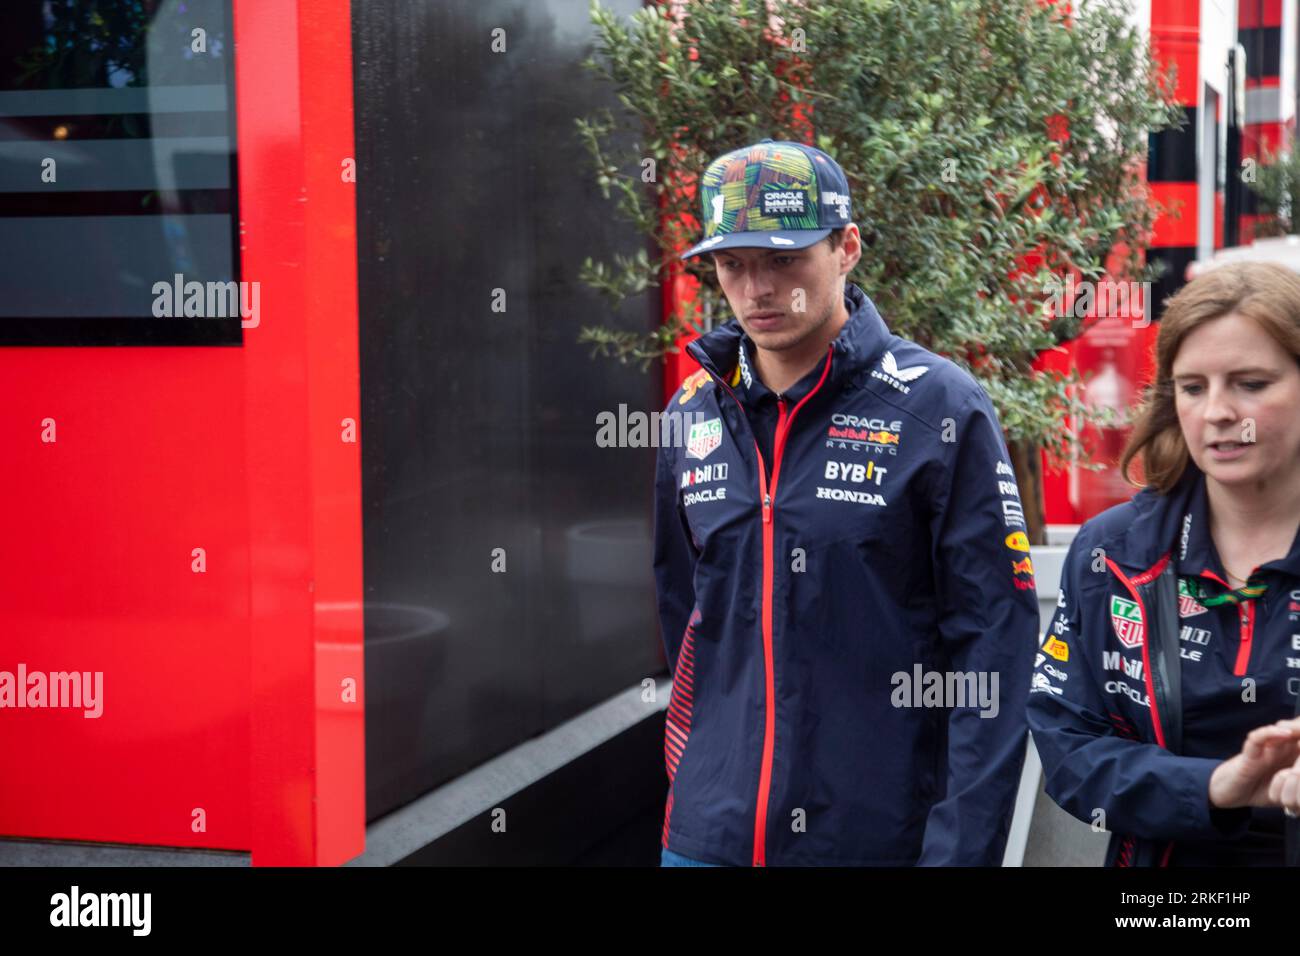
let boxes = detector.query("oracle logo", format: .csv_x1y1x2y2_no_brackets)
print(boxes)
831,414,901,431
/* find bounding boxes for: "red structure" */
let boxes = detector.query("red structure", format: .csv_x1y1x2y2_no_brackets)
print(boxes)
0,0,365,866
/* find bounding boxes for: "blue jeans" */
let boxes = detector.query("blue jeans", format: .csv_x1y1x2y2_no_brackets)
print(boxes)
661,846,724,867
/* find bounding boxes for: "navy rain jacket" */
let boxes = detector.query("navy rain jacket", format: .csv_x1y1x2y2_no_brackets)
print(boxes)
653,281,1041,866
1027,462,1300,866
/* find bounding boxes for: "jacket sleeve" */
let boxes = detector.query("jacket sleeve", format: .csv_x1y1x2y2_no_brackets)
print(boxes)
916,388,1040,866
652,434,699,672
1025,524,1254,842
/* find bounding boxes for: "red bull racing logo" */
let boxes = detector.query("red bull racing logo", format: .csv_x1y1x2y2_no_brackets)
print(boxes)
678,369,712,406
826,414,903,455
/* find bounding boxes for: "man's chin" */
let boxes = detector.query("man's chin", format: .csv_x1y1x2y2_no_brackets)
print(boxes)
745,327,803,351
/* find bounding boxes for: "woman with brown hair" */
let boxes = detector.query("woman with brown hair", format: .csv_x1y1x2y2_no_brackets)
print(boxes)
1027,261,1300,866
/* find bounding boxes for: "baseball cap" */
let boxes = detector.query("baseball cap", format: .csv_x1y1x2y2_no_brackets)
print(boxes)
680,138,853,260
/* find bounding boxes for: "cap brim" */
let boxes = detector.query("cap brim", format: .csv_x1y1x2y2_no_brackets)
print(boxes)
679,228,832,260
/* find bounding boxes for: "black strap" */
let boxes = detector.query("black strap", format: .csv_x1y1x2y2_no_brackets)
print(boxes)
1148,561,1184,756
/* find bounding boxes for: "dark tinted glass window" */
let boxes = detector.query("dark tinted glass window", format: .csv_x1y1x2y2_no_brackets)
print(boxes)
0,0,240,345
354,0,663,822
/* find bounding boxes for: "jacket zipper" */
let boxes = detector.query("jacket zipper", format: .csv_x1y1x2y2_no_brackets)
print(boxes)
696,346,834,867
1233,601,1255,676
752,399,782,867
1202,569,1257,677
749,354,834,866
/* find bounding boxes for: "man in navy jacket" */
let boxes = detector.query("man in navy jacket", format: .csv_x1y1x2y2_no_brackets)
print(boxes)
653,139,1041,866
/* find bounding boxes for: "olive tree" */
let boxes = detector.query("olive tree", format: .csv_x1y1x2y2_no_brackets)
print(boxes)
577,0,1183,541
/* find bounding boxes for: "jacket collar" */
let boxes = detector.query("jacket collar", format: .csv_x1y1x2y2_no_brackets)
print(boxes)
1112,461,1300,579
685,282,892,395
1173,468,1225,580
1107,464,1206,575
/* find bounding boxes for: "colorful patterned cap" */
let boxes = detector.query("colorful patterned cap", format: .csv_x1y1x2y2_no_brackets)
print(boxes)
680,138,853,259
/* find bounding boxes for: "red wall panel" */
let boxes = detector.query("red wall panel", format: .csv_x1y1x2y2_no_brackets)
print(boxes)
0,0,364,866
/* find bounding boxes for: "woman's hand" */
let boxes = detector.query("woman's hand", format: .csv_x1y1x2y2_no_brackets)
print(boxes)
1267,751,1300,818
1209,717,1300,809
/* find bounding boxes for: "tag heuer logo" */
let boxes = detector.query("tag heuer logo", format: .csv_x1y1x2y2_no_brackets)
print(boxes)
1177,577,1208,618
1110,595,1144,648
686,418,723,460
760,188,808,216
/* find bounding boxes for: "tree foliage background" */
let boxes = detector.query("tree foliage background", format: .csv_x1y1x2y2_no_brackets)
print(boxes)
1246,134,1300,237
577,0,1184,480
